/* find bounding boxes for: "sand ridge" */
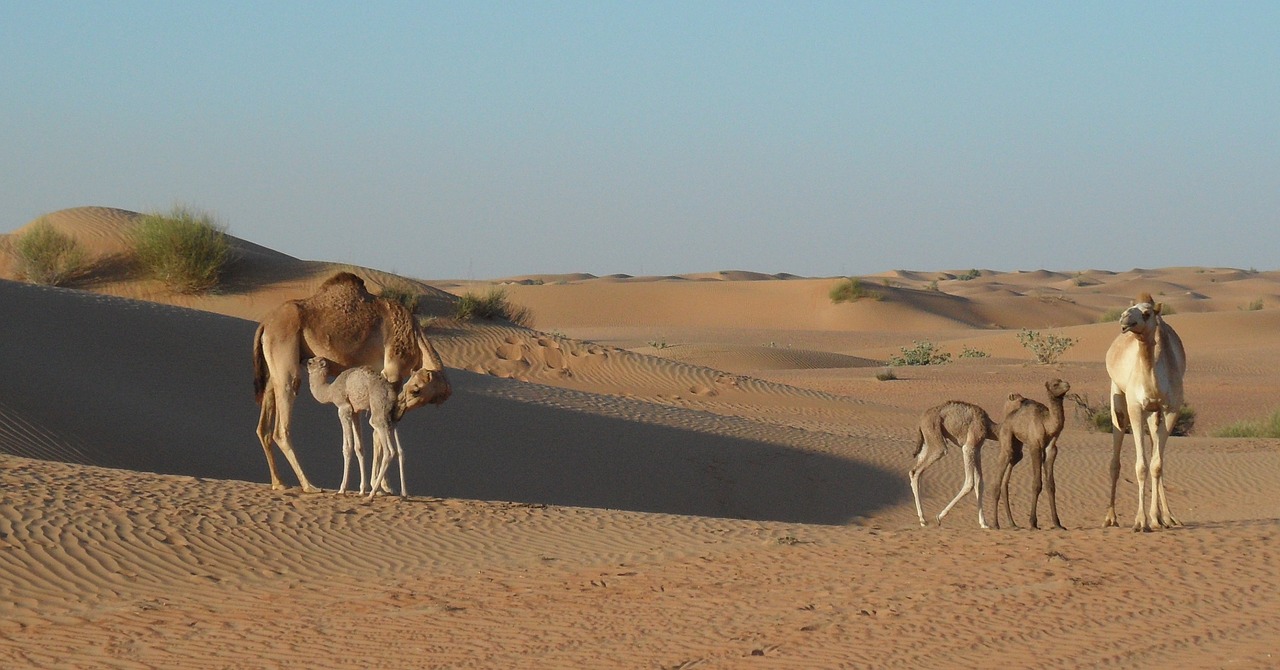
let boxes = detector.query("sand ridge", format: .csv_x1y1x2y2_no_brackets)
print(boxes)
2,206,1280,667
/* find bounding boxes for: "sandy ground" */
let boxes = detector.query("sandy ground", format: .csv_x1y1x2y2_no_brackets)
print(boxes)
2,206,1279,668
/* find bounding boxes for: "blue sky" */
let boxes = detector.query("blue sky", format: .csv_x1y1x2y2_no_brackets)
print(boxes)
3,2,1277,278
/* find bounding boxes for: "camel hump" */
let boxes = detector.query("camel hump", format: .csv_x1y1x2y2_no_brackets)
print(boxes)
322,272,368,290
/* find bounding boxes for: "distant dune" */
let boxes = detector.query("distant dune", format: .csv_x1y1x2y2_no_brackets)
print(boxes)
2,206,1279,667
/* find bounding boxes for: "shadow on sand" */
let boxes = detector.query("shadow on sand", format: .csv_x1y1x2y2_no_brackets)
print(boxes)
0,280,904,524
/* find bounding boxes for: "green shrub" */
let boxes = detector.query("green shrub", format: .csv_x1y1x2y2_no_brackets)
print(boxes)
958,268,980,281
379,280,421,312
1099,307,1125,323
889,340,951,366
959,345,989,359
1243,298,1264,311
875,367,898,381
455,287,532,326
1213,409,1280,438
1017,329,1077,365
829,277,883,303
11,219,87,286
130,206,231,293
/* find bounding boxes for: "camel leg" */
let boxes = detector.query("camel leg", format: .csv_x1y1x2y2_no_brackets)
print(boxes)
367,423,393,501
1146,410,1176,528
1157,412,1182,527
1104,392,1127,527
1027,442,1045,530
256,390,287,491
1131,404,1152,532
337,406,356,494
393,427,407,498
352,413,370,495
1044,438,1064,530
937,440,984,528
268,380,321,493
908,433,947,527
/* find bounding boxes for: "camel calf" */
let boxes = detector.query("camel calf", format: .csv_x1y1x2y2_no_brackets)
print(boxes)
909,400,999,529
306,357,415,499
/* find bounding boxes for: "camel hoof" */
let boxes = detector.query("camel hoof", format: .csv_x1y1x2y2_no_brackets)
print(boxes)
271,483,287,491
301,485,323,494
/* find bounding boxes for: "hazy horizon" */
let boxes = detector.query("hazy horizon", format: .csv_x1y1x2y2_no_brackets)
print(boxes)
3,3,1277,278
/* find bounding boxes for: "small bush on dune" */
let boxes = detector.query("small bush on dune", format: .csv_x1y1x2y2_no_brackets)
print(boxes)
829,277,883,303
889,340,951,366
455,287,532,327
379,280,422,312
1017,329,1076,365
959,345,989,359
1070,393,1196,436
11,219,88,286
1214,409,1280,438
1099,307,1125,323
130,206,231,293
875,367,898,381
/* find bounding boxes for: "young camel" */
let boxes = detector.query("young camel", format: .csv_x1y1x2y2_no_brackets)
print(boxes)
306,357,420,498
909,401,999,529
1105,293,1186,532
254,272,451,492
992,379,1071,530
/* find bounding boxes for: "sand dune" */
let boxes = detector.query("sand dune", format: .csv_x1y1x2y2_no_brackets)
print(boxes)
2,206,1280,667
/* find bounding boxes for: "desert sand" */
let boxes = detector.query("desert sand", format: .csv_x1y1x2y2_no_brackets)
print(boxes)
1,206,1279,668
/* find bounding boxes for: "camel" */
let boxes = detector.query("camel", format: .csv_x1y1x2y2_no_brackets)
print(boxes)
909,401,999,529
992,379,1071,530
254,272,452,492
1105,293,1187,531
306,358,416,498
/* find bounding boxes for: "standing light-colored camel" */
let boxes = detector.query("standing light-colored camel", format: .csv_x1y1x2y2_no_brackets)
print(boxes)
1105,293,1187,531
909,401,999,529
306,357,418,498
992,379,1071,530
254,272,452,492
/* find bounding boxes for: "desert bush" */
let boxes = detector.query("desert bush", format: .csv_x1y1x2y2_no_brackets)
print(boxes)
958,268,980,281
1099,307,1125,323
1243,298,1264,311
130,206,231,293
379,280,421,312
1213,409,1280,438
829,277,883,303
875,367,898,381
889,340,951,366
959,345,989,359
1069,393,1196,436
455,287,532,326
1017,329,1077,365
11,219,87,286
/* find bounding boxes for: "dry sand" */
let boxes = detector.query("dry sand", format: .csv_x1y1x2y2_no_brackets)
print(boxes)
1,207,1279,668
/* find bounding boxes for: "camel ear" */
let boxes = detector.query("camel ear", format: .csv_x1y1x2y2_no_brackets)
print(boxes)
1154,302,1164,315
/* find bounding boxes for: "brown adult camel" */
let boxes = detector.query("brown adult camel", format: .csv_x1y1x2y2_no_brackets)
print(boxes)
253,272,452,492
992,379,1070,530
1105,293,1186,531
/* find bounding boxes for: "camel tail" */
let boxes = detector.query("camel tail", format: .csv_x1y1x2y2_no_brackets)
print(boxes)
911,427,924,459
253,322,269,405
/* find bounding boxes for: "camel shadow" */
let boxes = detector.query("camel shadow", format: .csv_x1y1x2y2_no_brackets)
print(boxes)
0,280,903,524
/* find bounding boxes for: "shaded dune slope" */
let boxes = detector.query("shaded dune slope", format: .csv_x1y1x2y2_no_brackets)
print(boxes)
0,280,901,524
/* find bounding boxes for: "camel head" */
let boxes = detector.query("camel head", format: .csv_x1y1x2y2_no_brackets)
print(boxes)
1118,295,1162,336
305,357,331,376
399,368,452,413
1045,378,1071,399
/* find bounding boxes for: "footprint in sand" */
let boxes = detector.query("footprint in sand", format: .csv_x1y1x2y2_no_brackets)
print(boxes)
495,342,525,362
